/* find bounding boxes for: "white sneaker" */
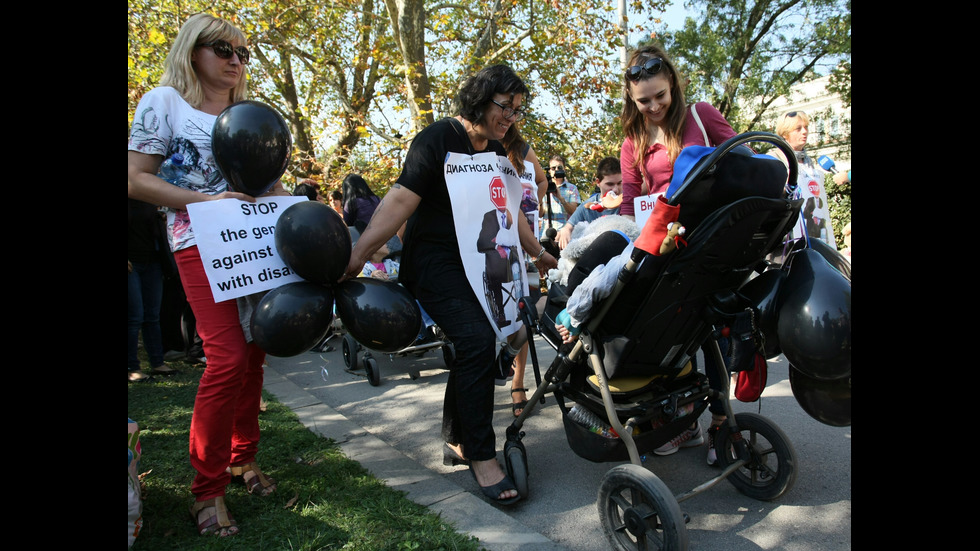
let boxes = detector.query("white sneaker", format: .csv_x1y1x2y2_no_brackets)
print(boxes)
706,425,721,466
653,422,704,456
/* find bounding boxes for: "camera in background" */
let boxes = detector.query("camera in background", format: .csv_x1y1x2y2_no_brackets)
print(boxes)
545,170,558,194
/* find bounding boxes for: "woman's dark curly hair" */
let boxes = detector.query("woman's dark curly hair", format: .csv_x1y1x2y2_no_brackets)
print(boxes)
456,64,529,124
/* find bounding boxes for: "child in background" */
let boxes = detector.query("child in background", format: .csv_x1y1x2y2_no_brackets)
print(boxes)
359,243,440,344
360,243,399,281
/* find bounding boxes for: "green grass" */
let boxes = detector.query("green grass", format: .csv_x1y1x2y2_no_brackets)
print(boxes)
128,358,483,551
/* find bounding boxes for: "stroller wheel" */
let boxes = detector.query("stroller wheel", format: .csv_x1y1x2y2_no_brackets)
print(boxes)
342,334,359,370
598,464,689,551
364,355,381,386
715,412,797,501
504,441,528,499
442,342,456,369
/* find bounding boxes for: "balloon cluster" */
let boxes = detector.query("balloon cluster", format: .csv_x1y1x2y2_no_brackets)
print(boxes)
247,200,422,357
751,243,851,427
211,101,422,358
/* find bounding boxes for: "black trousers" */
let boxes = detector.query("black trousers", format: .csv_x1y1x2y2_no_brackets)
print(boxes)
415,285,499,462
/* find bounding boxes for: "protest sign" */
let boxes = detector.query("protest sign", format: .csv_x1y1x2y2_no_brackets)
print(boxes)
186,196,306,302
633,191,665,232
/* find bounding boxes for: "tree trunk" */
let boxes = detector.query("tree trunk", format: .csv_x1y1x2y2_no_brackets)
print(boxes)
384,0,434,133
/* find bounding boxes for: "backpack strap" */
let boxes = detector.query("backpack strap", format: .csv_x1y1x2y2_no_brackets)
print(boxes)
690,103,711,147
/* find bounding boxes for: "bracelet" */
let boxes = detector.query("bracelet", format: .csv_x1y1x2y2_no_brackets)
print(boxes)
532,247,547,262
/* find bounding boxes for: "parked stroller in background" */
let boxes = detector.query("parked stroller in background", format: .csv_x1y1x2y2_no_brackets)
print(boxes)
501,132,850,550
340,312,455,386
335,246,457,386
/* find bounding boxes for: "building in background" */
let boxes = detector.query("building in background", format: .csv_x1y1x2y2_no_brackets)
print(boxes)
760,74,851,173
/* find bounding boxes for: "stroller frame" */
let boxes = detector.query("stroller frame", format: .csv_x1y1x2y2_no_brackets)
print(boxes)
340,320,456,386
502,132,803,550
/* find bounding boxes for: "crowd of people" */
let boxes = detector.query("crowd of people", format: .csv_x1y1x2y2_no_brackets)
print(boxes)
129,11,848,538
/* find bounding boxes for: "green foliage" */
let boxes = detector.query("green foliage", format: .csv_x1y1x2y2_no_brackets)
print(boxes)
128,0,850,200
824,173,850,250
660,0,851,132
827,60,851,108
128,362,482,551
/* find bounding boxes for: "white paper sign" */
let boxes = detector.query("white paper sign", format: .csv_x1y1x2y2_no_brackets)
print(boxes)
632,191,665,231
186,196,307,302
445,151,527,341
518,158,541,240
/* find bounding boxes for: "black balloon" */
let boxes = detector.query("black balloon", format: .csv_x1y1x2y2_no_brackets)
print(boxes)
251,282,335,357
275,201,351,286
334,278,421,353
212,100,292,196
789,364,851,427
738,268,786,359
777,248,851,380
793,239,851,281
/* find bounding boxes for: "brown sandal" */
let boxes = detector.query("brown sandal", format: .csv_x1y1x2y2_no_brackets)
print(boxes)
190,496,239,537
228,462,277,496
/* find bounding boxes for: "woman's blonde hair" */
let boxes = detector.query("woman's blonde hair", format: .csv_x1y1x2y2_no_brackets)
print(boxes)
620,44,687,170
774,111,810,139
159,13,249,108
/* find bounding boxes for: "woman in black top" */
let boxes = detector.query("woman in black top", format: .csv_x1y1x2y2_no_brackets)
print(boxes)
340,65,556,505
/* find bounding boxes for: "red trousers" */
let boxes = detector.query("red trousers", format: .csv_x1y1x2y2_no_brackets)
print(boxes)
175,246,267,500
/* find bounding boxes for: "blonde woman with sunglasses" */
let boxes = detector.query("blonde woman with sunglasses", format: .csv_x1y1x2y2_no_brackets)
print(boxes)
128,13,288,538
618,44,737,221
768,110,837,249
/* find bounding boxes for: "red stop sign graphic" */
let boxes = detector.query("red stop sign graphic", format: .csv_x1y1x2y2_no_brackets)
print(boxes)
489,176,507,209
807,180,820,196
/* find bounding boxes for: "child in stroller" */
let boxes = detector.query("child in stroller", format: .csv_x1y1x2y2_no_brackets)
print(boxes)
502,131,807,550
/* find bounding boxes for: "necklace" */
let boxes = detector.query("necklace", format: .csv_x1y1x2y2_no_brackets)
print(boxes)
649,124,668,147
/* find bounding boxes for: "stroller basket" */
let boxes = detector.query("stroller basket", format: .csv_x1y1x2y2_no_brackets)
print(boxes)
555,376,710,463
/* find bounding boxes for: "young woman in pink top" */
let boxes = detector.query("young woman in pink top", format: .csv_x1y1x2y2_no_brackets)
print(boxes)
618,44,737,219
617,44,741,464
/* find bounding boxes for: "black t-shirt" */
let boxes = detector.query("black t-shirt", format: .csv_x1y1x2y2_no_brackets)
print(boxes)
397,117,507,298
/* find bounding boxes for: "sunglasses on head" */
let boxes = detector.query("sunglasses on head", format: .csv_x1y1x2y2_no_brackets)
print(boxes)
625,57,664,81
785,111,804,118
197,39,250,64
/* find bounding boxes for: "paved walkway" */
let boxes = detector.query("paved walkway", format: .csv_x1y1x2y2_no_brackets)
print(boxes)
262,341,569,551
263,334,851,551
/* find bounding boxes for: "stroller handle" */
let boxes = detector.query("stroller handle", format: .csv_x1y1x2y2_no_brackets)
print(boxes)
668,131,798,206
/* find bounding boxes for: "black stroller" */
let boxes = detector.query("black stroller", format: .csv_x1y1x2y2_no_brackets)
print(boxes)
340,319,456,386
503,132,807,550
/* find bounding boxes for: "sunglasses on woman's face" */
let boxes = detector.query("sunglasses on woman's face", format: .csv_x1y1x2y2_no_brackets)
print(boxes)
625,57,664,81
197,39,250,64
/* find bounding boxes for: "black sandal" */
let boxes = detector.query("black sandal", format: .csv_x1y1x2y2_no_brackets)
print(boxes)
468,465,521,506
511,388,529,418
